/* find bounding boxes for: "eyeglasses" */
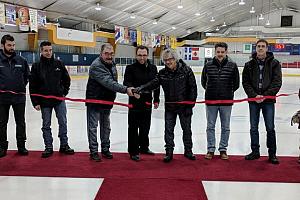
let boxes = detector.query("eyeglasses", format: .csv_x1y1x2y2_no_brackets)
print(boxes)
103,52,114,56
256,45,266,48
137,54,148,57
163,58,175,62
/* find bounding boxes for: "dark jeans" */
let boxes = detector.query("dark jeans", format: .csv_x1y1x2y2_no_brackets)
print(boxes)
87,105,111,154
0,103,26,148
164,109,193,151
41,101,68,149
128,109,152,155
249,102,276,155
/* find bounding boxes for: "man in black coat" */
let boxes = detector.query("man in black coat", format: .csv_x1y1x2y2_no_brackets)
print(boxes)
123,45,160,161
242,39,282,164
0,34,30,157
29,41,74,158
136,48,198,163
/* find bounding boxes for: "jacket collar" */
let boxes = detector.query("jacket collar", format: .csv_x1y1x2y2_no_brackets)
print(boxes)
212,56,228,67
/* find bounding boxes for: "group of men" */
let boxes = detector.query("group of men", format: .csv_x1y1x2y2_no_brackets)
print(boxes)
0,34,284,165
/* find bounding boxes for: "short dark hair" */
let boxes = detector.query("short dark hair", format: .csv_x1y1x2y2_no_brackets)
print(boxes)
136,45,149,54
40,41,52,49
215,42,228,51
1,34,14,45
256,39,268,46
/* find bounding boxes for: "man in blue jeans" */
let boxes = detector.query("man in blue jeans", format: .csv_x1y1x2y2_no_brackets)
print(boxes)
201,42,240,160
30,41,74,158
242,39,282,164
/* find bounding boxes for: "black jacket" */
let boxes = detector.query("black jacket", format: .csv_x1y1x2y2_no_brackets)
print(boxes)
141,59,197,112
242,52,282,103
123,60,160,110
86,57,127,109
29,56,71,107
0,50,29,104
201,56,240,106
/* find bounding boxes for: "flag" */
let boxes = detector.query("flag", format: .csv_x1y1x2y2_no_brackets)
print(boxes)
5,4,16,26
184,47,192,60
17,6,29,31
29,9,37,32
191,47,199,60
37,10,46,29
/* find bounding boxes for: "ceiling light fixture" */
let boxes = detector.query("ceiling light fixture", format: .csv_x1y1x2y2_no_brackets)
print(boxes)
215,26,220,31
265,19,270,26
95,3,101,11
130,13,136,19
258,13,264,20
239,0,245,5
172,26,176,30
195,12,200,16
222,21,227,27
153,20,158,25
250,6,255,13
210,16,215,22
177,0,183,9
187,29,191,34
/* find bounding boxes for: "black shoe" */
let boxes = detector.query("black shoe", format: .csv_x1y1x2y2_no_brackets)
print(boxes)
90,152,101,162
163,150,173,163
18,147,29,156
41,148,53,158
59,144,75,155
268,154,279,164
245,152,260,160
140,149,155,155
102,150,113,159
0,148,7,158
130,155,140,161
184,151,196,160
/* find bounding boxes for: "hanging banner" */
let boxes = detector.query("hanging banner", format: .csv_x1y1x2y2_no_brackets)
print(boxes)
191,47,199,60
151,33,156,48
155,35,161,47
123,27,129,44
129,30,137,43
137,30,142,46
17,6,29,31
5,4,16,26
29,9,38,32
37,10,47,29
0,3,5,28
114,25,122,44
184,47,192,60
161,35,166,46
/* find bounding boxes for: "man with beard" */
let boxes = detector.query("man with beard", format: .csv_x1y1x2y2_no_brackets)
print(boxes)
0,34,30,157
29,41,74,158
123,45,160,161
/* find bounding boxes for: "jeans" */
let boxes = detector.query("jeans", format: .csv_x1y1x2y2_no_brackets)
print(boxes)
0,103,26,147
87,105,111,154
128,109,152,155
249,102,276,155
164,108,193,151
206,105,232,152
41,101,68,149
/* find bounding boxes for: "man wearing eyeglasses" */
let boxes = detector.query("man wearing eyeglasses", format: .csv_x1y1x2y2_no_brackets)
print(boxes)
242,39,282,164
123,45,160,161
135,48,197,163
86,43,134,162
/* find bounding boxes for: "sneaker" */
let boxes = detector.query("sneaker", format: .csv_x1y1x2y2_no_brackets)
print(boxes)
59,144,75,155
268,154,279,164
220,151,229,160
140,149,155,155
245,152,260,160
205,152,214,160
101,150,113,159
41,148,53,158
90,152,101,162
130,155,140,162
163,150,173,163
18,147,29,156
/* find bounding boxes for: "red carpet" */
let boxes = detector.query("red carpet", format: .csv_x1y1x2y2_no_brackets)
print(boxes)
1,151,300,200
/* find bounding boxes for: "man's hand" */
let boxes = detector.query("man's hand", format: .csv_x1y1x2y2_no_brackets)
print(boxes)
34,105,41,111
255,95,264,103
133,93,140,99
127,87,134,96
154,102,159,109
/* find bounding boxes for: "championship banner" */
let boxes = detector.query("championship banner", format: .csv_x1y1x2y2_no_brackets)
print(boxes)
0,3,5,28
155,34,161,47
129,30,137,43
114,25,122,44
37,10,47,29
191,47,199,60
5,4,16,26
29,8,38,32
151,33,156,48
161,35,166,46
17,6,29,31
123,27,129,44
136,30,142,45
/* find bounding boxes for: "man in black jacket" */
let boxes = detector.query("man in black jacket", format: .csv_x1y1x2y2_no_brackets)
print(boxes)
86,43,134,162
123,45,160,161
136,48,197,163
0,34,29,157
242,39,282,164
201,42,239,160
29,41,74,158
